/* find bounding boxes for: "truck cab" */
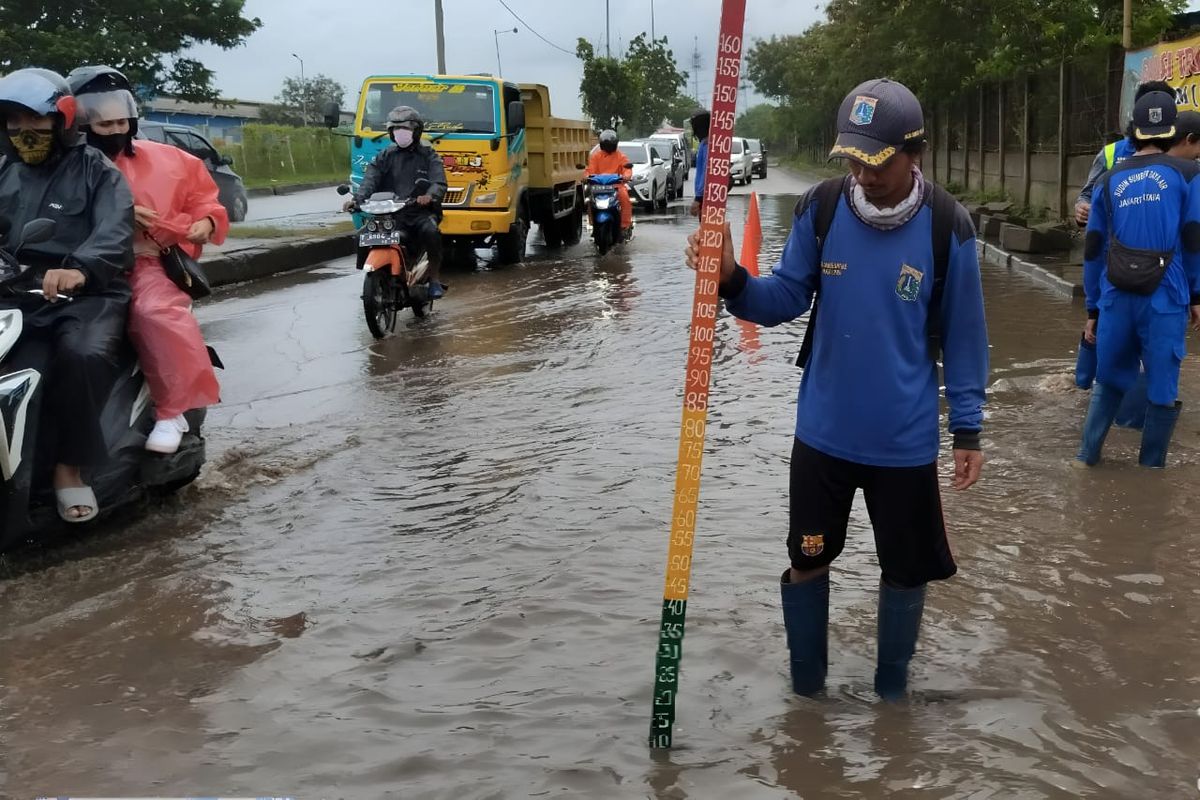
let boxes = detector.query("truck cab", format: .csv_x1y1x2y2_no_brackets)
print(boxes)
335,75,590,263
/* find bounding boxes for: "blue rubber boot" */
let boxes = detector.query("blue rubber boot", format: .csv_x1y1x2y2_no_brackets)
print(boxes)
1074,336,1096,389
779,568,828,696
428,282,446,300
1077,382,1126,466
1115,371,1148,429
1138,401,1182,468
874,581,926,701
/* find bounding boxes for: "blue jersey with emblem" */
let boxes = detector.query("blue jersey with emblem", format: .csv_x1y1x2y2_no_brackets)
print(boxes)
724,183,989,467
1084,152,1200,314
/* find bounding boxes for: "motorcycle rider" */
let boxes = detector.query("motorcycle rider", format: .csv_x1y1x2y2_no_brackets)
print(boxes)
343,106,447,298
0,68,134,522
585,129,633,236
69,65,228,455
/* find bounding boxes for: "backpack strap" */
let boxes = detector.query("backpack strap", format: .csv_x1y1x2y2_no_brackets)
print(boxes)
925,183,958,360
794,176,848,367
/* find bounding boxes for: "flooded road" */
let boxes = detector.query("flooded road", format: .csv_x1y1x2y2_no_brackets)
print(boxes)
4,170,1200,798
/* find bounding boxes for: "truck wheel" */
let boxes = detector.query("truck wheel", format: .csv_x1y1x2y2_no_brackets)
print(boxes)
541,217,563,248
497,209,528,264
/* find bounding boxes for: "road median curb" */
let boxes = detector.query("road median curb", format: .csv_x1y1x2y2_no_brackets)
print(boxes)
201,232,356,288
977,240,1083,299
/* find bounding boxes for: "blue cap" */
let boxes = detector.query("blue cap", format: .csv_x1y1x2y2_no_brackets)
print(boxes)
1133,91,1177,140
829,78,925,168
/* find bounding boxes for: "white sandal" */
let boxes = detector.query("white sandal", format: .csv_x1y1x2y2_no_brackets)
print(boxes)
56,486,99,523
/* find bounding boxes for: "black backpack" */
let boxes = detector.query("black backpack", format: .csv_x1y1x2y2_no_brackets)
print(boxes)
795,176,958,367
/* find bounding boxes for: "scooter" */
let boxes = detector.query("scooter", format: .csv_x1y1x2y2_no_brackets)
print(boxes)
338,180,435,339
0,219,209,552
585,173,629,256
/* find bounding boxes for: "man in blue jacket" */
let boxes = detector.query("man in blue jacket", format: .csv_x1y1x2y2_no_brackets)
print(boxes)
1078,90,1200,468
685,79,989,699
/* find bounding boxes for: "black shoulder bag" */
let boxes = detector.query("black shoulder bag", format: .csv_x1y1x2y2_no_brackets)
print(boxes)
145,230,212,300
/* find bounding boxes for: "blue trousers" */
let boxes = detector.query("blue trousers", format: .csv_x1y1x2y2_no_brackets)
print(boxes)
1097,293,1187,406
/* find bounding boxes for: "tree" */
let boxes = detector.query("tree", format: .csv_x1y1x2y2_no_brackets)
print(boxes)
576,38,639,131
623,34,688,134
260,74,347,126
0,1,261,102
735,104,779,142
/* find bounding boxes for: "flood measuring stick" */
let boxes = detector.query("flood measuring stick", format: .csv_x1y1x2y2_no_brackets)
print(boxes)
648,0,747,751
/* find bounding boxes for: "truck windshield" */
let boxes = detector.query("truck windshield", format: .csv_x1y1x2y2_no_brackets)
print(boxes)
361,80,496,134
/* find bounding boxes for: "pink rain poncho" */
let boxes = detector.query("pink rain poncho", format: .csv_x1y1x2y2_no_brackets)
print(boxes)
113,139,230,419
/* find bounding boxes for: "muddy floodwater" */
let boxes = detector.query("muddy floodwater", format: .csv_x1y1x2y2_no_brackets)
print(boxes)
3,172,1200,798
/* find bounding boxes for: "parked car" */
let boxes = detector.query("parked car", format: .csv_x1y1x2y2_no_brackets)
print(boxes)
619,140,670,211
747,138,767,179
649,131,691,174
641,139,687,200
731,137,754,186
138,120,250,221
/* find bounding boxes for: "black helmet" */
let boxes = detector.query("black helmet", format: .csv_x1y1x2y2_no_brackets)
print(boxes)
0,68,79,147
68,65,140,141
599,129,618,153
386,105,424,141
689,109,710,140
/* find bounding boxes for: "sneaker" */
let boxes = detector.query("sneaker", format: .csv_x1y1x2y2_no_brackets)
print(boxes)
146,414,189,454
428,282,446,300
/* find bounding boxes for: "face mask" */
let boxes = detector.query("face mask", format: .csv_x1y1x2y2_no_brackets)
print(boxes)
87,130,130,159
8,129,54,165
392,128,415,148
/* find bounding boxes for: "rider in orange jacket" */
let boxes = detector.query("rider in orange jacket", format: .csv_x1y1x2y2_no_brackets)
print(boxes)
586,129,633,232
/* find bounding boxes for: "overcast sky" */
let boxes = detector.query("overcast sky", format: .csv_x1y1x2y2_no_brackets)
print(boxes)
185,0,824,119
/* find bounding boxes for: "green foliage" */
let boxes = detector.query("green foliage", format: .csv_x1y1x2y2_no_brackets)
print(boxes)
259,74,347,127
0,1,261,102
745,0,1183,150
220,125,349,184
577,35,688,135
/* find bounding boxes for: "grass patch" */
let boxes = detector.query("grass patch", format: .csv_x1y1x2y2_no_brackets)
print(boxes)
242,171,347,190
780,155,844,180
228,220,356,240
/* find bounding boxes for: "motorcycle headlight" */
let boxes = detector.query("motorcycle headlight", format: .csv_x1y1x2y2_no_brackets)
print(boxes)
595,197,613,209
382,218,395,231
367,220,379,232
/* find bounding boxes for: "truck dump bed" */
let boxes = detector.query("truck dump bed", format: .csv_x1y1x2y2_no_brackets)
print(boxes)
519,83,590,190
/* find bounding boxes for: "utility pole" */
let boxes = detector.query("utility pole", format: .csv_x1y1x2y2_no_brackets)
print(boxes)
1122,0,1132,50
494,27,517,78
606,0,611,57
692,37,701,103
291,53,306,126
435,0,447,73
651,0,655,40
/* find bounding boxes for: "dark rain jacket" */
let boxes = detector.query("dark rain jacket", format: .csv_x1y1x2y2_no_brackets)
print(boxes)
0,141,134,298
354,142,448,216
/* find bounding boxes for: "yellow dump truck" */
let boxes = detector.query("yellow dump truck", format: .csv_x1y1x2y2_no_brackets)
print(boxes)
340,75,591,263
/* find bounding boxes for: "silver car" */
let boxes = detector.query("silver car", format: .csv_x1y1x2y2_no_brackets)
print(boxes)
731,137,754,186
641,139,686,200
620,141,670,211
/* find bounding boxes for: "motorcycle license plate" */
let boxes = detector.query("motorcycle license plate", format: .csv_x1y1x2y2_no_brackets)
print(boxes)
360,231,402,247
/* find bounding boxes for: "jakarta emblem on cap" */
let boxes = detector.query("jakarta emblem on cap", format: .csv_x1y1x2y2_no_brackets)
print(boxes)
850,95,878,126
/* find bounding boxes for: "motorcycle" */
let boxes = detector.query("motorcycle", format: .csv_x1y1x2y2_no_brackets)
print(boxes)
0,219,209,552
338,180,436,339
585,173,630,256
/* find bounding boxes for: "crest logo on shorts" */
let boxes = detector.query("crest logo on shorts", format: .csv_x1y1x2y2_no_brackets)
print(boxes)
800,534,825,557
896,264,923,302
850,96,878,126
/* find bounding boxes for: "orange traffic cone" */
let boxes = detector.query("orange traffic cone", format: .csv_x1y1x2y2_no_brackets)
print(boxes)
740,191,762,277
737,192,763,361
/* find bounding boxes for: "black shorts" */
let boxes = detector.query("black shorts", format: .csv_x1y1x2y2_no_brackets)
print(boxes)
788,438,956,588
